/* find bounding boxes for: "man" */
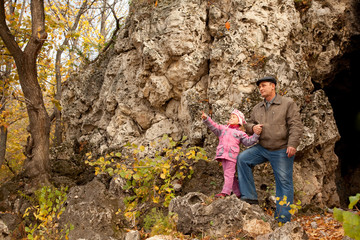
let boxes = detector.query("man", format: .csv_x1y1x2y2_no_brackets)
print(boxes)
236,76,303,223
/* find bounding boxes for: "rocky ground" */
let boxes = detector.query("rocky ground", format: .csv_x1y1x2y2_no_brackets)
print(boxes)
130,203,350,240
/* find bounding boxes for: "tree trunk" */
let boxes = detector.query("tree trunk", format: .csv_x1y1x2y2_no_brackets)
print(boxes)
53,49,63,146
0,57,8,169
100,0,107,37
0,125,7,168
0,83,7,168
20,54,51,181
0,0,50,184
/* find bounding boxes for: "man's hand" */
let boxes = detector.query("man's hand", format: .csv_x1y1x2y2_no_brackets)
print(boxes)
286,146,296,157
253,124,263,135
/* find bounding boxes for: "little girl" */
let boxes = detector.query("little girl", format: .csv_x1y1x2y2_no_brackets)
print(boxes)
202,109,260,198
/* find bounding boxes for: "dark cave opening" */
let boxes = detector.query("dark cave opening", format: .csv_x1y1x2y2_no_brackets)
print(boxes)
321,35,360,206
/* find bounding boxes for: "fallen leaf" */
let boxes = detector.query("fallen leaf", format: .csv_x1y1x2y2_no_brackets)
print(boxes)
225,21,230,30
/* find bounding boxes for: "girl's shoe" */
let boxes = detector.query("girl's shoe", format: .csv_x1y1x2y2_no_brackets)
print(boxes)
215,193,228,198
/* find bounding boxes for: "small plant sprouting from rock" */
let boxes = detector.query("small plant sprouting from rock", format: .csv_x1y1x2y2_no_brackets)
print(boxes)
22,186,73,240
143,208,180,237
333,193,360,240
294,0,312,13
249,53,267,69
275,195,302,226
278,88,288,96
85,134,208,225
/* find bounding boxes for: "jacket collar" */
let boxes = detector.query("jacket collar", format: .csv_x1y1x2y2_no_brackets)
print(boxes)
260,94,282,107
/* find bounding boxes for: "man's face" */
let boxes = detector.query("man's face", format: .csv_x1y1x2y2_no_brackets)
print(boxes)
258,81,275,98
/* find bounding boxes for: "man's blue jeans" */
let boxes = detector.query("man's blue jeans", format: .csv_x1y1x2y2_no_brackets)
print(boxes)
237,144,294,223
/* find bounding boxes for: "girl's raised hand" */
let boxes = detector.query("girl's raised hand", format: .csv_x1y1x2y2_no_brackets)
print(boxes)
201,111,208,120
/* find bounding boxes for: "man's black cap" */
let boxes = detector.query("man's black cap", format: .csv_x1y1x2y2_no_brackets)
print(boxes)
256,76,277,86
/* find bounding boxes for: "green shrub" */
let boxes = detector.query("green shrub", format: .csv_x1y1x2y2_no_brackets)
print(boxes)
334,193,360,240
23,186,73,240
85,134,208,224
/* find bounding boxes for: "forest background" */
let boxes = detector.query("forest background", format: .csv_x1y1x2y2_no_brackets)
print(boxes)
0,0,128,184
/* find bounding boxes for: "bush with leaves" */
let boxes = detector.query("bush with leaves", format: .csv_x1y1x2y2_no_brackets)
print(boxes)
334,193,360,240
85,134,208,225
22,186,73,240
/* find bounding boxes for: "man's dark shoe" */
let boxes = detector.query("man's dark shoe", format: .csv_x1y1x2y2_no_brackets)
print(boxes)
241,198,259,205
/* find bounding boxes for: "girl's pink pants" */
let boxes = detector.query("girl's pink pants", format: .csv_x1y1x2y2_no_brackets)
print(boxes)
221,159,241,197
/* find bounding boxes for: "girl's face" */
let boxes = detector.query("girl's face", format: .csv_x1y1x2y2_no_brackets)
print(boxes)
228,114,240,125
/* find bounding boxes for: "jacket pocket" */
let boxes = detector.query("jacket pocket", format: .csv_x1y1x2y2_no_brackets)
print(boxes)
228,146,239,159
216,145,224,157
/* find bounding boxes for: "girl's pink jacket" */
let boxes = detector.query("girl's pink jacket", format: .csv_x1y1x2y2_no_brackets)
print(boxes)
203,116,259,163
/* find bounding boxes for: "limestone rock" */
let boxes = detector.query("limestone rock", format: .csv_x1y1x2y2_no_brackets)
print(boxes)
58,179,127,240
0,219,10,240
146,236,175,240
256,221,308,240
125,230,141,240
169,192,274,237
243,219,272,237
60,0,360,210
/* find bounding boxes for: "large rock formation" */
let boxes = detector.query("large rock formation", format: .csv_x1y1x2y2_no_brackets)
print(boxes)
168,192,274,237
61,0,359,211
169,192,308,239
